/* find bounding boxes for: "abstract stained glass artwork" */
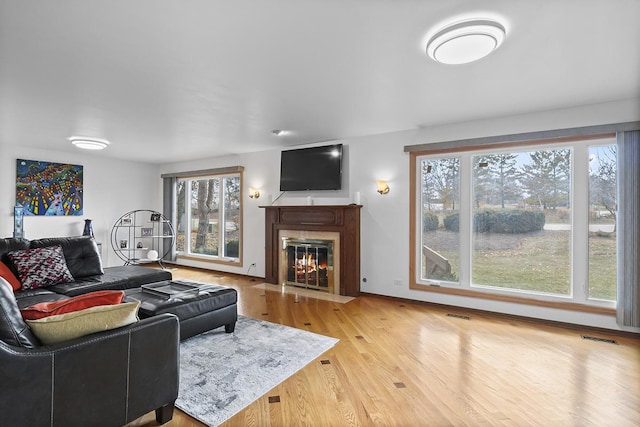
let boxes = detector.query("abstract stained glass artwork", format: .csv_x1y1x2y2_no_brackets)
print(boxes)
16,159,83,216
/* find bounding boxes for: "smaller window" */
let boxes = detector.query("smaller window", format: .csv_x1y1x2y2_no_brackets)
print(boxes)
588,144,617,302
175,172,242,263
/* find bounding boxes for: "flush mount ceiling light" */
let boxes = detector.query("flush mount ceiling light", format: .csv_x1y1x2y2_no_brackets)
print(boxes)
426,18,506,65
271,129,288,136
69,136,110,150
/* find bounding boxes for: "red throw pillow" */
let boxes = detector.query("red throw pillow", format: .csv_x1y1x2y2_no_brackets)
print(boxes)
20,290,125,320
0,261,22,291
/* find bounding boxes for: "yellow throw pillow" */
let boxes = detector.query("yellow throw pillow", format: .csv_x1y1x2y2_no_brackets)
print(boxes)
26,301,140,345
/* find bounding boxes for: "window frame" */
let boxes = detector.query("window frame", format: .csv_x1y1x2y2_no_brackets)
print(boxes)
409,135,617,315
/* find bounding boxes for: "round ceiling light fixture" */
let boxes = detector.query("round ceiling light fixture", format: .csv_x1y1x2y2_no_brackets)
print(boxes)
426,18,506,65
69,136,110,150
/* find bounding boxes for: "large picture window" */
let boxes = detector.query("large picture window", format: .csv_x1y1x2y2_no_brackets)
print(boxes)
413,139,617,308
175,172,242,263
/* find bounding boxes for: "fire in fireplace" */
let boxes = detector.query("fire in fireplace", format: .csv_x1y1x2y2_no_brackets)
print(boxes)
283,238,334,291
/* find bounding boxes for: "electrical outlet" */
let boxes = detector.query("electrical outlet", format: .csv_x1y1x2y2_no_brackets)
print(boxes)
394,279,402,287
246,263,257,281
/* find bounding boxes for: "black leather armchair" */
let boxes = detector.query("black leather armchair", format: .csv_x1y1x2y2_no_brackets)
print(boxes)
0,313,180,426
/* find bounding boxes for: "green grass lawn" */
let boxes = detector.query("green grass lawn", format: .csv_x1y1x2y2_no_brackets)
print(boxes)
588,237,617,300
472,231,571,294
423,230,616,301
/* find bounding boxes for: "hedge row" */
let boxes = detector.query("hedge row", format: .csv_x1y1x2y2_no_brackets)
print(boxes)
443,213,460,232
422,212,439,232
443,209,545,234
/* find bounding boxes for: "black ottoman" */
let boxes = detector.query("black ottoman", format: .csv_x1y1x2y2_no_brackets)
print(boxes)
124,280,237,340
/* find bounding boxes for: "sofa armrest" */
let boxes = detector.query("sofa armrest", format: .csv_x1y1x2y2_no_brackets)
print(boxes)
0,313,179,427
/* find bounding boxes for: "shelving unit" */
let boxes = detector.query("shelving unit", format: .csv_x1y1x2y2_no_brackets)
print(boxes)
110,210,175,268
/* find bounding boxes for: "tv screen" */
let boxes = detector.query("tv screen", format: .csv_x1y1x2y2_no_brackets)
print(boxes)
279,144,343,191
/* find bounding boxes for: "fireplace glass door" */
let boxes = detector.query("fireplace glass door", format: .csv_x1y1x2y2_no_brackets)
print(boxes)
283,239,333,292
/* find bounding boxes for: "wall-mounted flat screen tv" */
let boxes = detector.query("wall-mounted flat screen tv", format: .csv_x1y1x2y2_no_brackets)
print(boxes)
279,144,343,191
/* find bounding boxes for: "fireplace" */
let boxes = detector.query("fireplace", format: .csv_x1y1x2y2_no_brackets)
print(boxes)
280,231,339,293
263,205,361,297
283,238,332,291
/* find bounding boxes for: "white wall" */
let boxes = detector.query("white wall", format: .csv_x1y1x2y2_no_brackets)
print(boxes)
2,98,637,331
159,97,640,332
0,143,161,267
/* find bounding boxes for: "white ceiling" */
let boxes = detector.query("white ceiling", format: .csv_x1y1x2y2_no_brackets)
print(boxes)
1,0,638,164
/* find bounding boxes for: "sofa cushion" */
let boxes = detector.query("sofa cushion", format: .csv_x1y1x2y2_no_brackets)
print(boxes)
29,236,103,279
51,265,172,297
14,288,69,310
8,245,74,290
0,277,40,348
0,261,21,291
26,301,140,345
20,290,125,320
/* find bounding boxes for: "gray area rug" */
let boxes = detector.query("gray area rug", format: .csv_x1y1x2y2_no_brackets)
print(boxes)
176,315,339,426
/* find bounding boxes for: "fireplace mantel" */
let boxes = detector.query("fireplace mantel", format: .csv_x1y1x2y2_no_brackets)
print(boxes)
262,205,361,297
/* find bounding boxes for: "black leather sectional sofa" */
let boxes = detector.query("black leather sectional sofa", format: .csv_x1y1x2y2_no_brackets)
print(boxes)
0,236,179,426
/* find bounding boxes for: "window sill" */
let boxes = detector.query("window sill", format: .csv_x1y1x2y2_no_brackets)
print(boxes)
410,281,615,316
177,254,241,267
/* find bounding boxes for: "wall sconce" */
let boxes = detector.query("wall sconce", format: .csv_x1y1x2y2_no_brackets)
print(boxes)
376,180,390,195
248,188,260,199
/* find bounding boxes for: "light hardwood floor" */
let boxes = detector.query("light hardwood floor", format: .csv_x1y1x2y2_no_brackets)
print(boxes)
130,267,640,426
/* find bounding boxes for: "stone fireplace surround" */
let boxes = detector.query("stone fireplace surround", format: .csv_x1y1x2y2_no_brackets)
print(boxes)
262,205,361,297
